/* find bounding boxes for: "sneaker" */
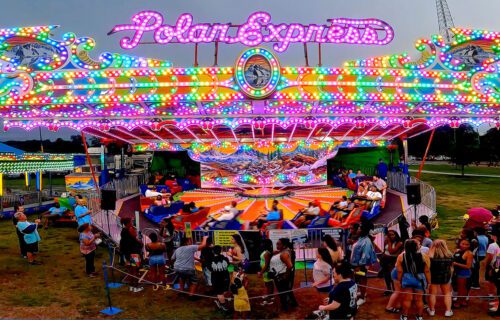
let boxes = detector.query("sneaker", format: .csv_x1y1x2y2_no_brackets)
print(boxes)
132,286,144,293
426,308,435,316
416,316,424,320
489,307,497,312
400,315,409,320
215,300,223,309
470,286,480,290
444,310,453,317
260,300,269,306
356,298,366,306
88,273,97,278
214,300,228,312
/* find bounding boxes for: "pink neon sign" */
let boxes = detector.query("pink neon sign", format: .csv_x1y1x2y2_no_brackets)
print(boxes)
110,11,394,52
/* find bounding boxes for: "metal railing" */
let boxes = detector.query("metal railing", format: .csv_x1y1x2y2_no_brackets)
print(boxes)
410,176,436,214
387,171,436,214
101,175,141,200
1,191,52,208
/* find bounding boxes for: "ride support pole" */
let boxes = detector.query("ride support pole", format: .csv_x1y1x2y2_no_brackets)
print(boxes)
416,128,436,179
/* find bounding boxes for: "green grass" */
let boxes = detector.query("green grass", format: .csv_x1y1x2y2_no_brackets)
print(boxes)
409,163,500,176
416,173,500,242
3,177,65,190
1,173,498,318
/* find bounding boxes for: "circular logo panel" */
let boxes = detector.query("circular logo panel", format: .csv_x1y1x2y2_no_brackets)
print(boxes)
235,47,280,99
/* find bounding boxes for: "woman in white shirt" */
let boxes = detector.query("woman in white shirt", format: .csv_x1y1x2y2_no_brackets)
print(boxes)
313,247,335,293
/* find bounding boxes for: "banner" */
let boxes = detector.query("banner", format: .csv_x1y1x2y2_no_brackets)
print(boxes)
197,141,336,187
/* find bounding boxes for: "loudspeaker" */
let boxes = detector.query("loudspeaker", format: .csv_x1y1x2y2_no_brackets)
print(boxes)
101,189,117,210
406,183,421,205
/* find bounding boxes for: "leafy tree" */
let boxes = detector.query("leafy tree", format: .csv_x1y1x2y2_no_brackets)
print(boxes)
480,128,500,166
449,124,480,176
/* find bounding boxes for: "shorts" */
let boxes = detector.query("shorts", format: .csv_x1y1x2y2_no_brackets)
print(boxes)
486,265,494,282
212,275,230,295
401,273,427,291
431,272,452,285
149,254,165,267
25,242,39,253
175,269,198,284
203,267,212,286
391,267,398,281
316,285,333,293
455,269,471,278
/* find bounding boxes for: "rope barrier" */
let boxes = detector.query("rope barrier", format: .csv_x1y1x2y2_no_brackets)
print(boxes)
106,265,311,300
106,264,499,300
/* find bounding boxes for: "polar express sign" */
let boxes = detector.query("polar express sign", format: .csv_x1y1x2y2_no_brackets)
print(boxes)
110,11,394,52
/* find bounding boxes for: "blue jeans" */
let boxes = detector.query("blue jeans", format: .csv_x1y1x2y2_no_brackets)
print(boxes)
149,254,165,266
203,267,212,286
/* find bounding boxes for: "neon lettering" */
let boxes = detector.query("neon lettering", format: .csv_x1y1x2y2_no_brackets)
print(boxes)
110,11,394,52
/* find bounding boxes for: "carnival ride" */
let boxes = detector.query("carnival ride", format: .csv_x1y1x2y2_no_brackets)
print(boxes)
0,23,499,229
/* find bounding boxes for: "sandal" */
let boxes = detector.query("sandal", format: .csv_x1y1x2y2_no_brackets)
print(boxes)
385,308,401,313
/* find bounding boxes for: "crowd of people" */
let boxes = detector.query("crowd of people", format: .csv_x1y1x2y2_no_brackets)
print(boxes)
9,186,500,320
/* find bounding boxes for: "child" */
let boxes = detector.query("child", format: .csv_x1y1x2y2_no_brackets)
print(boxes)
231,268,251,319
210,246,230,312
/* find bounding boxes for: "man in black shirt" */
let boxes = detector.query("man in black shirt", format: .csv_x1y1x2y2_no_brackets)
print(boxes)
319,263,358,320
210,246,230,311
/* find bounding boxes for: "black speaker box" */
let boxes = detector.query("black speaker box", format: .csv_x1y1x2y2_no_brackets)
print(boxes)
101,189,117,210
406,183,421,205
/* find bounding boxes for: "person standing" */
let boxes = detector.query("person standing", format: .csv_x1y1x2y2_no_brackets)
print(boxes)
270,238,298,311
12,205,27,258
487,227,500,316
145,233,166,290
159,216,175,261
452,238,473,308
14,212,42,265
322,235,344,266
350,222,377,306
228,234,247,271
210,245,230,312
471,227,488,289
119,218,144,292
171,236,208,299
312,248,335,293
397,239,431,320
380,230,403,295
199,237,214,291
427,239,453,317
231,268,251,318
318,263,358,320
258,239,275,306
75,198,92,227
78,223,99,277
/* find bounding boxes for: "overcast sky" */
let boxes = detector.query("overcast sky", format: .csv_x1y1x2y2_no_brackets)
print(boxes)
0,0,498,141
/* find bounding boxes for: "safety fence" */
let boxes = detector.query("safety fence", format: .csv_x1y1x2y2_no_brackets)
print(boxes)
1,190,52,208
101,174,141,200
373,172,437,251
386,171,436,213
